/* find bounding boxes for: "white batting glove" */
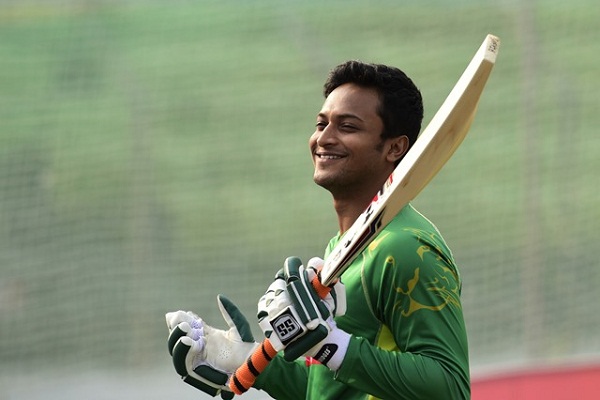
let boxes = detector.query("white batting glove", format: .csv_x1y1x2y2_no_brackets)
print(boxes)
257,257,350,370
166,295,259,399
257,269,298,352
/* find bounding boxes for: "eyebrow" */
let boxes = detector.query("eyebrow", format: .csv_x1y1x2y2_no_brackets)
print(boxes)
317,112,365,122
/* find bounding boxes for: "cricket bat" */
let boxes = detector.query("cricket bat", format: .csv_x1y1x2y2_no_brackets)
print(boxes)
230,33,500,395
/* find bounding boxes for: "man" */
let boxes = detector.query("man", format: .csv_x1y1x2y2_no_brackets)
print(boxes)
166,61,470,399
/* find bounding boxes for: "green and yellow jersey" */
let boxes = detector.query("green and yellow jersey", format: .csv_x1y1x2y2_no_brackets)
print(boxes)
255,204,470,399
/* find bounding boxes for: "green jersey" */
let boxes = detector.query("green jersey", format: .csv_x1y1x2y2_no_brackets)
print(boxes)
254,204,470,399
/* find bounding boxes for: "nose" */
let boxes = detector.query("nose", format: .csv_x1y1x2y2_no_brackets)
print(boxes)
313,124,338,148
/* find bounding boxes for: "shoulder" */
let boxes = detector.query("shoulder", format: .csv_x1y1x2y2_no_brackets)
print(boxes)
384,204,456,267
360,204,461,292
366,204,453,261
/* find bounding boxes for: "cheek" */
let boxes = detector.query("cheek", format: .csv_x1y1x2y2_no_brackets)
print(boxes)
308,132,318,150
356,145,387,170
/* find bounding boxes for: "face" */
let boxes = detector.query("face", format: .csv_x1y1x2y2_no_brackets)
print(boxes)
309,83,407,197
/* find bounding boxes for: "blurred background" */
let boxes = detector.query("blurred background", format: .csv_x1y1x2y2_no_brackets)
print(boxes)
1,0,598,399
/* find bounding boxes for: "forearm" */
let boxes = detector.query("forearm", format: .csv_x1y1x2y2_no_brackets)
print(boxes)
253,353,308,399
335,336,470,400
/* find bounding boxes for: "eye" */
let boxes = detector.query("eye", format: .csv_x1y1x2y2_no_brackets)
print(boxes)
315,121,327,131
340,123,358,132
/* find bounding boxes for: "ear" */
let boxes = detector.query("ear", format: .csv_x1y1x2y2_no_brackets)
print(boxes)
386,135,410,163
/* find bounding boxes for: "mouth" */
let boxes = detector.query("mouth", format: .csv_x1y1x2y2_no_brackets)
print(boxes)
314,151,345,161
317,154,342,160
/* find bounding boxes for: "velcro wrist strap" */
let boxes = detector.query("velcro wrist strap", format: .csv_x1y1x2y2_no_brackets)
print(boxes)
314,328,351,371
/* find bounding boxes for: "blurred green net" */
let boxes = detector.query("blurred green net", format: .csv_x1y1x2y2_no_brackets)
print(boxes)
1,0,598,398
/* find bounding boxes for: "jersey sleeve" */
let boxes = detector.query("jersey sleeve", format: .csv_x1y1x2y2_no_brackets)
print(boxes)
335,218,470,399
253,354,308,399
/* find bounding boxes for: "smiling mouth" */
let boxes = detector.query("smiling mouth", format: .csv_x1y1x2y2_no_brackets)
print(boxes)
315,152,345,160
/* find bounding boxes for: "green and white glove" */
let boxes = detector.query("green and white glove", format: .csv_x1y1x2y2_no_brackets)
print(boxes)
166,295,259,399
257,257,350,370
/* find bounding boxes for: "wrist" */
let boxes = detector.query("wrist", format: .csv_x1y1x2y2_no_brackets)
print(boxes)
309,328,351,371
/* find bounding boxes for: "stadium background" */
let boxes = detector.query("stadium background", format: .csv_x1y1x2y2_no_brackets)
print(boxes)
0,0,598,398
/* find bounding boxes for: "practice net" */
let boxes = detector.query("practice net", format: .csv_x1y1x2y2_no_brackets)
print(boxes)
1,1,598,398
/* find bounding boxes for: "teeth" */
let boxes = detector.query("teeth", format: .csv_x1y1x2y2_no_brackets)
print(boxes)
319,155,341,159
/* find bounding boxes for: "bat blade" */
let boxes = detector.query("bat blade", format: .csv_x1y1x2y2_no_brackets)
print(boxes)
321,34,500,286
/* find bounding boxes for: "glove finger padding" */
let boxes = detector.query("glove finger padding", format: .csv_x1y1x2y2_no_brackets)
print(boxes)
257,271,292,351
306,257,346,317
166,310,201,355
285,257,331,327
172,336,231,398
280,257,330,361
284,258,351,369
217,294,255,346
167,322,190,357
255,257,351,369
257,266,313,352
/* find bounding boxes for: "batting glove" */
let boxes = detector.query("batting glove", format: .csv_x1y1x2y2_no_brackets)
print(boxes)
257,257,350,370
166,295,259,399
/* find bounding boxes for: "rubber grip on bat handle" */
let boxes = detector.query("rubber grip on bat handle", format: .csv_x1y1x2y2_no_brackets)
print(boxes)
229,275,332,394
229,338,277,394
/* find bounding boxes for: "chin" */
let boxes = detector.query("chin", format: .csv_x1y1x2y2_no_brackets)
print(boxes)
313,174,343,194
313,174,331,189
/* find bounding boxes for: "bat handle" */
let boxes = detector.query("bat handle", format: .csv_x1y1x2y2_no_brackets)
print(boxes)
229,275,332,394
229,338,277,394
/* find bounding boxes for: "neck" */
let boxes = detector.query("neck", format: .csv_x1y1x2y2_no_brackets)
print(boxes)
332,186,381,234
324,168,396,234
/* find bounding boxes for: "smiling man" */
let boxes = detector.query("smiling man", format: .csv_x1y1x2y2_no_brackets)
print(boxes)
253,61,470,399
166,61,470,400
311,79,410,234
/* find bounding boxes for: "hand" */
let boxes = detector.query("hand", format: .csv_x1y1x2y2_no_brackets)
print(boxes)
166,295,259,399
304,256,347,317
257,257,350,370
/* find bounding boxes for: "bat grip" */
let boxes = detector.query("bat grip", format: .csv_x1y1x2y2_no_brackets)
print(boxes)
229,275,332,394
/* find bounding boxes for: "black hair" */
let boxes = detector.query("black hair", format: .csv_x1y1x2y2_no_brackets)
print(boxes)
323,60,424,146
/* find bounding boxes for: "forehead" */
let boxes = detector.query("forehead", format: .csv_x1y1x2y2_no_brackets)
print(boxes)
319,83,381,120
